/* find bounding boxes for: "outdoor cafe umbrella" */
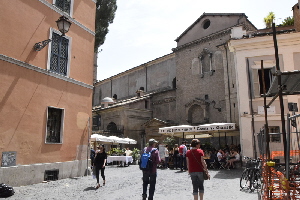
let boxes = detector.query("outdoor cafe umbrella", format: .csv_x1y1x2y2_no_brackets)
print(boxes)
159,125,196,139
123,137,137,144
159,123,237,139
90,134,115,143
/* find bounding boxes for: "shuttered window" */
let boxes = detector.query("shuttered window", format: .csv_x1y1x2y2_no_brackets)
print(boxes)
50,32,69,76
55,0,71,14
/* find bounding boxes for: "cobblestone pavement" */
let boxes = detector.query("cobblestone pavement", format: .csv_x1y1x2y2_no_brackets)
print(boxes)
6,165,258,200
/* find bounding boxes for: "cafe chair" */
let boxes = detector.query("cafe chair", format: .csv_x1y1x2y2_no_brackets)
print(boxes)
218,160,226,169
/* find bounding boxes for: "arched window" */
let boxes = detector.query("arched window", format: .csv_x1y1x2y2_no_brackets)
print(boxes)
188,105,204,125
107,122,117,132
199,48,213,77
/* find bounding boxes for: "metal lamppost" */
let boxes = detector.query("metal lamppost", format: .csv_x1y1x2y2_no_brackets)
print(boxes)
34,16,72,51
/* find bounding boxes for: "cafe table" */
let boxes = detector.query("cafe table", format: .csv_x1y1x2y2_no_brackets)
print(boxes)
107,156,133,165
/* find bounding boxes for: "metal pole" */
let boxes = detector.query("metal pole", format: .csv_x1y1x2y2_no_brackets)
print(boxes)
261,60,270,160
272,22,287,163
86,117,90,176
287,113,290,180
247,58,257,158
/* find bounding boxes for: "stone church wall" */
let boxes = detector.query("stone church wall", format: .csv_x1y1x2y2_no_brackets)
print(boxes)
94,54,176,106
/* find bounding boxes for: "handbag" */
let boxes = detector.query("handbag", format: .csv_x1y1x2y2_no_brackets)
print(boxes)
191,149,209,180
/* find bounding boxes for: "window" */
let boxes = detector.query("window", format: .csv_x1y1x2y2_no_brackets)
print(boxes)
258,68,273,95
55,0,71,14
107,122,117,132
252,67,274,98
199,48,213,77
172,77,176,89
46,107,64,143
49,32,69,76
269,126,281,143
202,19,211,29
92,115,101,131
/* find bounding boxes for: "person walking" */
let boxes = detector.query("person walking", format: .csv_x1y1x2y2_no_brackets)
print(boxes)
173,144,179,169
90,147,95,169
142,139,160,200
179,141,187,171
164,145,169,168
93,146,107,189
186,139,210,200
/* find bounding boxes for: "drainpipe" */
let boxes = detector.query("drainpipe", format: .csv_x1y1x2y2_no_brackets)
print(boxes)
110,78,112,97
145,65,148,92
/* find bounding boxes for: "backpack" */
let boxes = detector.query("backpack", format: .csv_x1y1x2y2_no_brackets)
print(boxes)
139,148,157,171
179,145,184,154
0,183,14,197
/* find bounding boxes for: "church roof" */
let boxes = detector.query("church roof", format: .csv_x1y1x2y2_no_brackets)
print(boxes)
175,13,251,42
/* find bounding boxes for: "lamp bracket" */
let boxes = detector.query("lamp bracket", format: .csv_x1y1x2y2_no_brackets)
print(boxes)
34,39,52,51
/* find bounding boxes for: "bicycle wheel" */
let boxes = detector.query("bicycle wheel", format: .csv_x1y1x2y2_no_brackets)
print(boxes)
251,169,261,190
240,169,250,189
257,182,265,200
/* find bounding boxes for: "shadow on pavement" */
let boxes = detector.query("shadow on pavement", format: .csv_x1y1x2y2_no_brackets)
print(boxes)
212,168,243,179
83,187,97,191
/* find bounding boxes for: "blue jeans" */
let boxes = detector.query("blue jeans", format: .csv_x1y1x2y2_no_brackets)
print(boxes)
142,172,156,200
190,172,204,195
164,157,169,168
180,155,187,170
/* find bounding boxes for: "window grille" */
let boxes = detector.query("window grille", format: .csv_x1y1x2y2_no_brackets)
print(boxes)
44,169,59,181
50,32,69,76
269,126,281,143
46,107,63,143
55,0,71,14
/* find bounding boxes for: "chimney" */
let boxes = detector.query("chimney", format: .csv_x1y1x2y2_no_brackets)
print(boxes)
293,3,300,31
136,87,145,97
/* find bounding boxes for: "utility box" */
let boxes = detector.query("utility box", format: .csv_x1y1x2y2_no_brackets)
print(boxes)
1,151,17,167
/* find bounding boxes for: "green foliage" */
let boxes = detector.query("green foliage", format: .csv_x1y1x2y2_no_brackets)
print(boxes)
108,147,124,155
281,16,294,26
162,137,176,149
264,12,275,28
131,148,141,161
94,0,117,52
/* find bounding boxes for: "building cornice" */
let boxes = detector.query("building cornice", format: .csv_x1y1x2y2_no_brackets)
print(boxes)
38,0,95,36
229,31,300,52
94,53,175,85
0,54,93,89
173,22,255,52
172,28,232,52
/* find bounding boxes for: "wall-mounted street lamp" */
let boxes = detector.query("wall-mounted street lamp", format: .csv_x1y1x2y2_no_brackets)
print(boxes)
34,16,72,51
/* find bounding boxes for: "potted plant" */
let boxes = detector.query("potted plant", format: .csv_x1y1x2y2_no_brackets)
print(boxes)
131,148,140,165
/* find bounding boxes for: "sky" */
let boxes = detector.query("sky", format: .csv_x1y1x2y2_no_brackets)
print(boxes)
96,0,297,81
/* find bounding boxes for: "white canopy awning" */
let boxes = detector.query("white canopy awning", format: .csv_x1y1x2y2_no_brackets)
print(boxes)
90,134,137,144
158,123,237,138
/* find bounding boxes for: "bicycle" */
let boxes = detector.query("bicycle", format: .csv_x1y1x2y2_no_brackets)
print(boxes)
240,156,261,192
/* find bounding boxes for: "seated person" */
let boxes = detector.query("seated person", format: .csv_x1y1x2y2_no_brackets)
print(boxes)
125,147,132,156
217,149,226,162
225,150,240,169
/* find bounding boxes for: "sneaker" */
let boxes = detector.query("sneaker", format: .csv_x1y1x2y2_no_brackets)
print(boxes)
142,194,147,200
